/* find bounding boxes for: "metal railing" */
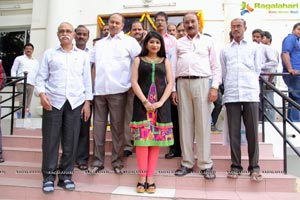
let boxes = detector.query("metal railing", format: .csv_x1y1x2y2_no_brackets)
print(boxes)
0,72,27,135
260,73,300,173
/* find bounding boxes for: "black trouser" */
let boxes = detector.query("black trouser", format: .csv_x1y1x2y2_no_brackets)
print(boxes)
75,105,92,165
225,102,260,173
42,101,82,182
211,89,222,126
168,104,181,155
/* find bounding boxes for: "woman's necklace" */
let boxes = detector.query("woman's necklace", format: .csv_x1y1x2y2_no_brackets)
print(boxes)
145,56,161,62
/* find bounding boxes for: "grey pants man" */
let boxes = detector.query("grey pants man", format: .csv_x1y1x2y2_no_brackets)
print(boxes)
225,102,260,173
92,93,126,169
177,78,213,170
16,83,34,109
123,91,134,153
42,101,82,182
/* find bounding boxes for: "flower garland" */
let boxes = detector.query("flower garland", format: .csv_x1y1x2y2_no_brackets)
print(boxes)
97,16,105,29
197,10,204,34
97,11,204,33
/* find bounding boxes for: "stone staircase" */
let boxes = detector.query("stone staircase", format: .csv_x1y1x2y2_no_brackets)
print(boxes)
0,128,299,200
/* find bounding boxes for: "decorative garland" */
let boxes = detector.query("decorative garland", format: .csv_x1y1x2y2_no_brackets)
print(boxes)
97,16,105,29
197,10,204,33
97,11,204,33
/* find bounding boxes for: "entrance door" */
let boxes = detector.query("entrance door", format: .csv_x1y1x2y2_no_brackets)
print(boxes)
0,29,30,77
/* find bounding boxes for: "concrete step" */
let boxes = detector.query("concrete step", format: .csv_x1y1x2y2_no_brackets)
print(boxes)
0,175,299,200
0,162,298,193
2,134,274,157
0,148,284,172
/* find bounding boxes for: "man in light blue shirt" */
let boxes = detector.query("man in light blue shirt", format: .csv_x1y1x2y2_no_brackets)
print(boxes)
220,18,262,182
281,22,300,122
35,22,93,194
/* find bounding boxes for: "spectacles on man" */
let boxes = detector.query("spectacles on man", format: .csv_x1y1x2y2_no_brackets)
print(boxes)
58,29,73,34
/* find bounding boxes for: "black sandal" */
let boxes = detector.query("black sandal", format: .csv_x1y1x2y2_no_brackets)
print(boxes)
42,181,54,194
57,179,75,191
146,183,156,193
136,182,147,193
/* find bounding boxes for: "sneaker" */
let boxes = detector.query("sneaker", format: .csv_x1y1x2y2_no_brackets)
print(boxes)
16,111,21,119
26,108,31,118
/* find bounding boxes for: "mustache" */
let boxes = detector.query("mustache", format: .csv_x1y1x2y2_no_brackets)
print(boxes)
59,35,71,40
188,26,194,30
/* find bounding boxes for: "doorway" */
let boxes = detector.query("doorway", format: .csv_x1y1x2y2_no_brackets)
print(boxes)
0,29,30,77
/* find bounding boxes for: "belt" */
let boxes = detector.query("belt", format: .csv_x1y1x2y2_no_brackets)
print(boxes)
177,76,208,79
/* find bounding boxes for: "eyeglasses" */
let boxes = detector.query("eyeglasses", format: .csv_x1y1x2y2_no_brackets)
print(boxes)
58,29,73,34
155,19,166,23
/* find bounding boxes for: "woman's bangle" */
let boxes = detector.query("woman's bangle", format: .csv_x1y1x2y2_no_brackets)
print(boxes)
142,99,148,105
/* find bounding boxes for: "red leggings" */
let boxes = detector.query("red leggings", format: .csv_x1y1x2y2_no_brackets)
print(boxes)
136,146,160,177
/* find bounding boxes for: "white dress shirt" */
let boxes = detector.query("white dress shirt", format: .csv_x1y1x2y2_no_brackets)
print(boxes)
35,46,93,110
11,55,39,85
90,31,141,95
260,44,279,81
220,39,262,104
171,33,222,90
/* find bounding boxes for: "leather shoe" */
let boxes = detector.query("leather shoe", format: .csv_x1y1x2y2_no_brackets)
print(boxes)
114,167,123,174
165,151,181,159
123,150,132,157
200,167,216,180
77,163,88,171
175,165,193,176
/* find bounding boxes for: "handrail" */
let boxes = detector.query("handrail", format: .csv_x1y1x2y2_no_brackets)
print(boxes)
0,72,28,135
260,73,300,174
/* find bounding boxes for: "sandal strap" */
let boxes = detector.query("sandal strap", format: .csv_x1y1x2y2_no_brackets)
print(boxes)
137,182,146,188
147,183,156,189
43,181,54,193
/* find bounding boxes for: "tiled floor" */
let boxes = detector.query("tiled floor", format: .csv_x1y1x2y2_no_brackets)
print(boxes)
111,186,300,200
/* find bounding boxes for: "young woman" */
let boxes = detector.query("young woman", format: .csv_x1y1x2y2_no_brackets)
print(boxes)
130,31,174,193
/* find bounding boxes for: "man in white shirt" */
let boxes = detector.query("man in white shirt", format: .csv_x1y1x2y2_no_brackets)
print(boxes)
220,18,262,181
252,29,278,122
11,43,39,117
35,22,93,193
90,13,141,174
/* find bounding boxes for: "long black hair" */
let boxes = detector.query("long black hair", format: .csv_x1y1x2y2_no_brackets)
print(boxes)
139,31,166,58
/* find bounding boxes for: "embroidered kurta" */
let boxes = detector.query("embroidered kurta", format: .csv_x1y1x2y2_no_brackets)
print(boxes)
130,58,174,146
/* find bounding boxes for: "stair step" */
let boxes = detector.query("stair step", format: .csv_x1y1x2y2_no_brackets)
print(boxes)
1,128,299,199
0,176,299,200
0,166,298,192
3,134,273,157
0,149,284,172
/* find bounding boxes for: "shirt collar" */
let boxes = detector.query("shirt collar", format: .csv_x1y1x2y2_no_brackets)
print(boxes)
230,38,248,46
186,32,201,40
55,45,79,52
107,31,125,40
24,54,34,60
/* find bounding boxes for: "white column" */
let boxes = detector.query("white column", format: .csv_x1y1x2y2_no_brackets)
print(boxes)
223,0,243,43
46,0,81,48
